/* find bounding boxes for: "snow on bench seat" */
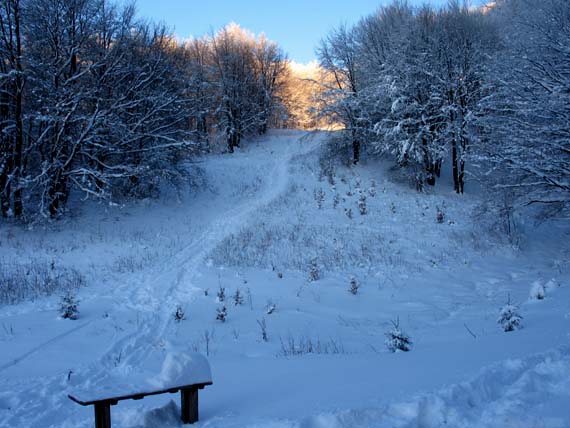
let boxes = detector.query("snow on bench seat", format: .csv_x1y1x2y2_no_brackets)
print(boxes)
68,352,212,427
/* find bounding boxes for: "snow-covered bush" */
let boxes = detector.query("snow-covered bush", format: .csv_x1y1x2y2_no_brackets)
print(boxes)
308,258,320,282
385,318,412,352
59,291,80,320
545,279,560,292
174,306,186,322
529,281,546,300
498,296,523,332
349,276,360,295
216,306,227,322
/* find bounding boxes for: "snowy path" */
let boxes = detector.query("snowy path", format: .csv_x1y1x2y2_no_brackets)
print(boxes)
0,131,322,428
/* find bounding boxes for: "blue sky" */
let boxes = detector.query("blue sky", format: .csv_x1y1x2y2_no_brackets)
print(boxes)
133,0,450,63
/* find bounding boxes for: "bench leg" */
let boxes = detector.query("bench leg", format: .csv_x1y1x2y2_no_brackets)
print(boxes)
94,402,111,428
180,387,198,424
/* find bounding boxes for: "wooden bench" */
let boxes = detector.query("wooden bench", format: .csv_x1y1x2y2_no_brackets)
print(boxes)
68,353,212,428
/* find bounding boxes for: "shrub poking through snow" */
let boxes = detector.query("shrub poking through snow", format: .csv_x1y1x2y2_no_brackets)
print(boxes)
216,306,227,322
59,290,80,320
358,194,367,215
325,163,336,186
530,281,546,300
498,295,523,332
308,258,320,282
217,286,226,302
266,300,277,315
369,180,377,197
233,288,244,306
385,317,412,352
349,276,360,295
314,188,325,209
436,207,445,224
174,305,186,322
333,193,341,209
257,318,268,342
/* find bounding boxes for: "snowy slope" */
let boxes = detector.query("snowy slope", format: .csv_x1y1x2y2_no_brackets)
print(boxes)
0,130,569,428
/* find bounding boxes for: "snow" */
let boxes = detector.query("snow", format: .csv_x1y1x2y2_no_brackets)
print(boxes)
0,130,569,428
69,352,211,403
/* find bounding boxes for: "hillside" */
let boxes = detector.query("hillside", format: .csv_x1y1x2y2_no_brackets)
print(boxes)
0,130,569,428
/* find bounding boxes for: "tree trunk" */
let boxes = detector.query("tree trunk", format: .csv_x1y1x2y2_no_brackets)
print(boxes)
0,89,11,217
13,2,24,217
48,171,69,218
458,158,465,194
452,138,460,193
352,129,360,165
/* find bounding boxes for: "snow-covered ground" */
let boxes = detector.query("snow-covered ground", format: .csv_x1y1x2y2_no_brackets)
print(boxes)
0,130,569,428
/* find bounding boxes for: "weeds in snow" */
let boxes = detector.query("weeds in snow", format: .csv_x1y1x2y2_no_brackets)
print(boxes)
278,336,345,357
257,318,268,342
0,259,85,305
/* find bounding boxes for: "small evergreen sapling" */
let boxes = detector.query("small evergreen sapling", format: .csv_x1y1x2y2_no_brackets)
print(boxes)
349,276,360,295
436,207,445,224
174,305,186,322
498,295,522,332
308,258,320,282
314,188,325,209
385,317,412,352
217,286,226,302
358,194,367,215
333,193,341,209
369,180,377,197
59,290,80,320
216,306,227,322
233,288,244,306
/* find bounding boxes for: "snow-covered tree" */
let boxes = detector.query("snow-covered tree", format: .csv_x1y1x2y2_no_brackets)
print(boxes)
59,290,80,320
385,317,412,352
497,295,522,332
317,24,368,164
479,0,570,217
